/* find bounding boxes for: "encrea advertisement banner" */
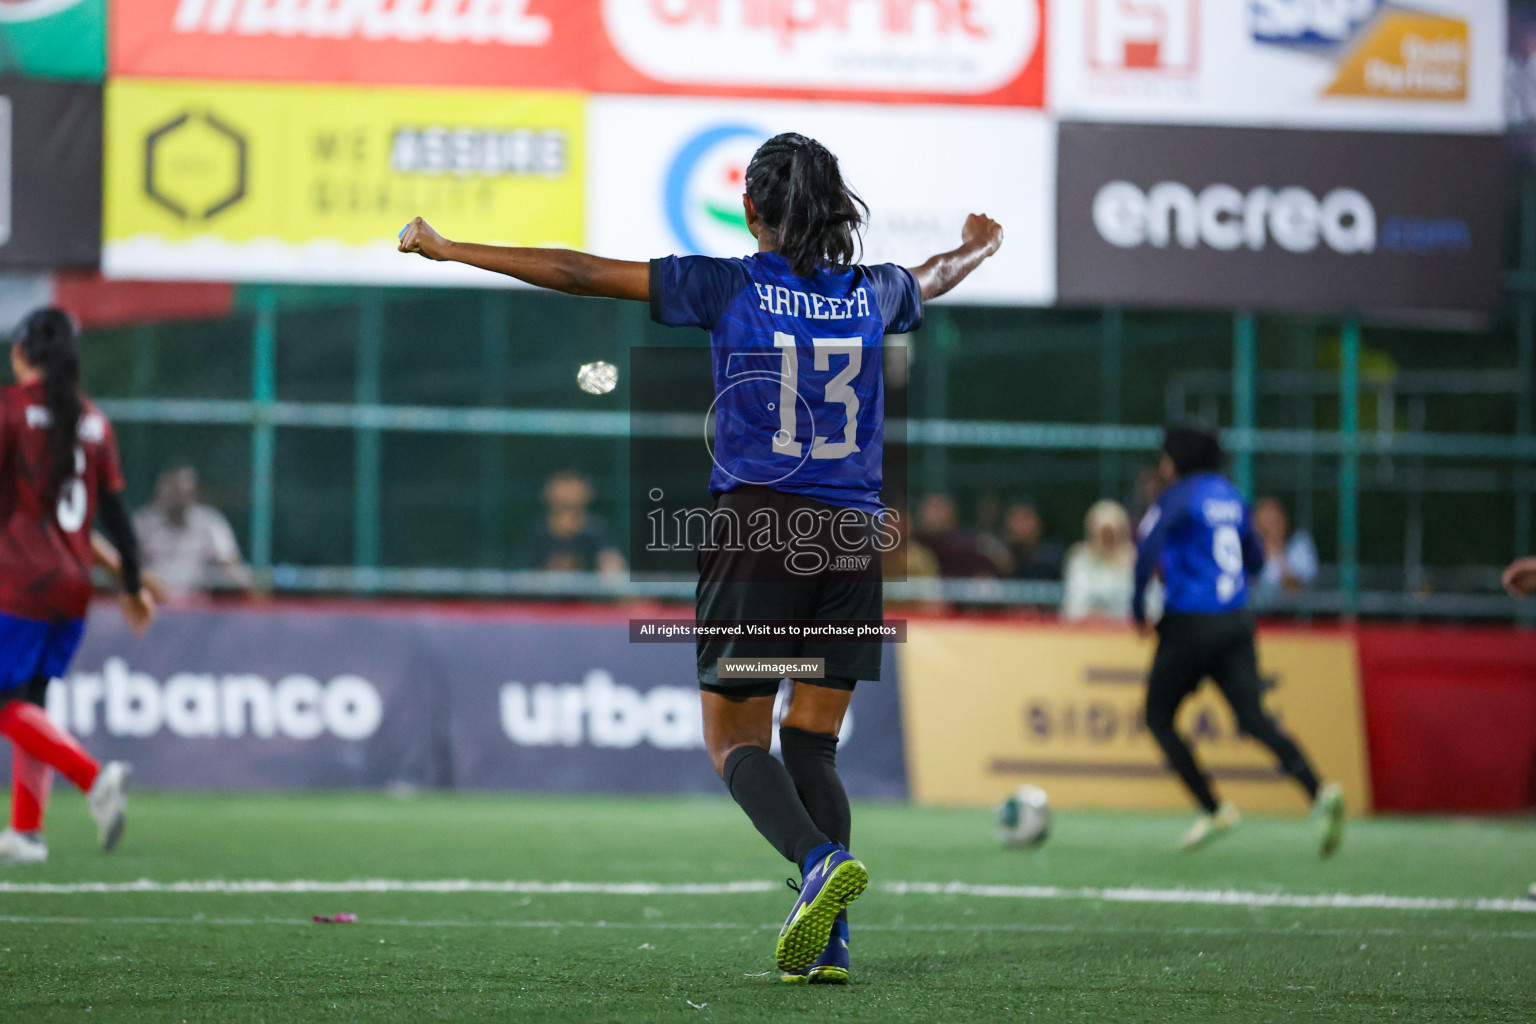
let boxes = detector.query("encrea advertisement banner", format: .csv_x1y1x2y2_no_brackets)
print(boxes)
898,622,1371,813
111,0,1045,106
102,78,584,284
1056,121,1505,316
0,80,101,270
1049,0,1505,133
587,96,1055,306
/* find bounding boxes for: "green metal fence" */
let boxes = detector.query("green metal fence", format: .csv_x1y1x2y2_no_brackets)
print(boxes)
77,171,1536,618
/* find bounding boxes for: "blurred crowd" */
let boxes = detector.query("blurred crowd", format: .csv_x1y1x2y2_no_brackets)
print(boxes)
901,476,1317,622
128,461,1315,619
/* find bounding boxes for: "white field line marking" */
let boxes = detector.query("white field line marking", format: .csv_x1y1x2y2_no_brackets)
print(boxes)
0,915,1532,941
0,880,776,896
0,879,1531,914
883,881,1536,914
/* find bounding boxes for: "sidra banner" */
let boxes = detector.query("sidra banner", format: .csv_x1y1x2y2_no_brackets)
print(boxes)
111,0,1046,106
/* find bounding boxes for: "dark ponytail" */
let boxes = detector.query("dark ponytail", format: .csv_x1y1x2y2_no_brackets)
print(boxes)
744,133,868,277
14,307,82,507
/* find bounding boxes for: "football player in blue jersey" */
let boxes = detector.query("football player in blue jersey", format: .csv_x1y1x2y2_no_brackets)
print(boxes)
399,132,1003,981
1133,425,1345,856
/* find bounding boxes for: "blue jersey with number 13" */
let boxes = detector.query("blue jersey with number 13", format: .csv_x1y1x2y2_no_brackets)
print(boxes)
650,251,923,514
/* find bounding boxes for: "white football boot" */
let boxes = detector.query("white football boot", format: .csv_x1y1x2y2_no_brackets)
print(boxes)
0,828,47,865
87,761,131,853
1181,802,1240,851
1314,782,1346,859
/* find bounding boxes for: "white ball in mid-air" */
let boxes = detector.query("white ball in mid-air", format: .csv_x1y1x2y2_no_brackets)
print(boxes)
994,785,1052,849
577,360,619,395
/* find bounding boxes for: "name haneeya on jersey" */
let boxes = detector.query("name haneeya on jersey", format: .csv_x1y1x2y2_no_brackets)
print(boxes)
753,283,871,321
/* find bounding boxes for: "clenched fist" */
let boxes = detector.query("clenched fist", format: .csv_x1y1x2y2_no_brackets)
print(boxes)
398,216,451,261
961,213,1004,257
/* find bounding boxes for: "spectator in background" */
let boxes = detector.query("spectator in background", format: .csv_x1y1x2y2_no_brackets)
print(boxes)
1000,501,1065,581
134,464,252,599
884,504,940,582
1252,497,1318,597
1061,499,1136,621
513,469,625,576
915,493,997,579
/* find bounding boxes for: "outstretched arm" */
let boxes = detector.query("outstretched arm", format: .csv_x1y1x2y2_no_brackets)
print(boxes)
398,217,650,301
908,214,1004,302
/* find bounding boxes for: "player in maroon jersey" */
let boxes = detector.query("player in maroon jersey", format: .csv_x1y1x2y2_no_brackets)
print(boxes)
0,308,154,866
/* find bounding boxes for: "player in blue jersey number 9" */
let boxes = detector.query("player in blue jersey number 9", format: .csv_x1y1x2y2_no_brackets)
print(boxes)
399,133,1002,983
1133,425,1346,857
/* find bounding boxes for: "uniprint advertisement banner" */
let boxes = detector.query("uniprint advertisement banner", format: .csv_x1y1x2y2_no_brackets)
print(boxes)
587,96,1055,306
0,80,101,270
1056,121,1505,316
0,0,105,79
1049,0,1505,133
111,0,1046,107
898,622,1372,813
103,78,585,284
0,604,909,798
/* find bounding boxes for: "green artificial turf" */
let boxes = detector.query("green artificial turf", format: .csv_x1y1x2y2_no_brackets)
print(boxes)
0,792,1531,1022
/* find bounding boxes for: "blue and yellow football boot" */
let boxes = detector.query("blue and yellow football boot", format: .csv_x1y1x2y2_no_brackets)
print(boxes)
781,919,850,984
774,845,867,973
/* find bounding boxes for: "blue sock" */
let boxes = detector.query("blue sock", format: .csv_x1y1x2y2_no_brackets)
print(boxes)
831,918,849,941
801,841,838,877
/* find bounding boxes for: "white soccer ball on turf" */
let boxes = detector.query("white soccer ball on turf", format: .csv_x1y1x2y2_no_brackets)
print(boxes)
994,784,1052,849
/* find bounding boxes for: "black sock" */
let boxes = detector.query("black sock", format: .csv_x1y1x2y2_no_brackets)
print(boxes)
723,744,829,867
780,725,852,925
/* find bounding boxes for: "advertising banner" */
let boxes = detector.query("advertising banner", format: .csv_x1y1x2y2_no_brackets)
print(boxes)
34,608,446,790
0,604,908,798
588,96,1055,307
0,80,101,270
1049,0,1505,133
112,0,1045,107
437,622,907,798
1055,121,1505,316
102,78,584,284
0,0,105,80
899,622,1371,813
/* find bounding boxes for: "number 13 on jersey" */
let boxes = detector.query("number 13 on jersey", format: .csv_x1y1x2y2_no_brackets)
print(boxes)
773,332,862,461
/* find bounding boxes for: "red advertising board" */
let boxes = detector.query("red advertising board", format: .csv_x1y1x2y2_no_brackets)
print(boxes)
1355,625,1536,814
111,0,1045,107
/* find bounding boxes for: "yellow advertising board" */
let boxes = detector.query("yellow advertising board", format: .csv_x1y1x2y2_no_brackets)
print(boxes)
103,78,585,285
899,622,1371,814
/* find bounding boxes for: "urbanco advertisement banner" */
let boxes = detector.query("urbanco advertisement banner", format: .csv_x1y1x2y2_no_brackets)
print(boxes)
0,603,908,798
0,80,101,270
434,621,908,799
33,608,447,790
102,78,584,284
112,0,1046,106
1049,0,1505,133
587,96,1055,307
1055,121,1505,316
898,622,1371,814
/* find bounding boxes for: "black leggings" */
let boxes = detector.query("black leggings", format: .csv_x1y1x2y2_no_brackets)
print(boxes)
1145,611,1320,813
